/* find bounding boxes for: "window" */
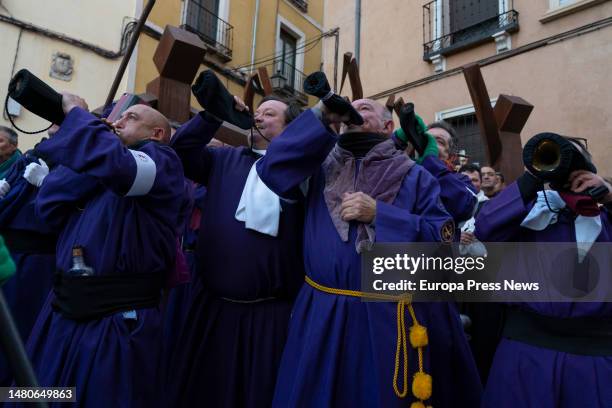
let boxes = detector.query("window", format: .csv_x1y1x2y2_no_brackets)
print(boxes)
278,29,298,89
435,100,498,167
182,0,233,59
445,113,488,166
557,0,577,6
541,0,607,23
269,19,308,105
423,0,519,59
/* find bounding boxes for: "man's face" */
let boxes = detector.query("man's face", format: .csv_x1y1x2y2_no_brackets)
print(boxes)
481,166,497,189
428,127,452,161
253,100,288,143
342,99,393,136
462,170,481,192
112,105,168,146
0,132,17,163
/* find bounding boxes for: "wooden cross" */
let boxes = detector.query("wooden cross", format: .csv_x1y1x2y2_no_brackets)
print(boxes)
462,63,534,183
242,67,273,114
339,52,363,101
93,25,251,146
146,25,207,123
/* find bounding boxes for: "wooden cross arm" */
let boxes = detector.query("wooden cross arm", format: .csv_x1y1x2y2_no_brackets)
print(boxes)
340,52,363,101
340,52,352,95
257,67,273,96
462,63,502,165
494,94,533,134
393,97,405,117
242,67,273,114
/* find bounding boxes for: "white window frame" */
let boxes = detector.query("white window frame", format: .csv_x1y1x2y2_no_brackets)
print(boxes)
434,99,497,122
275,16,306,74
550,0,578,8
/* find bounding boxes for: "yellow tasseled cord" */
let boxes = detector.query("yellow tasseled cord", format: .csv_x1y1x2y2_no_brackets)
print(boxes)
304,276,433,406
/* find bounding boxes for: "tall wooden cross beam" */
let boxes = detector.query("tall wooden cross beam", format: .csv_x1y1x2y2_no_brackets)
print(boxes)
93,25,251,146
339,52,363,101
150,25,251,146
462,63,534,183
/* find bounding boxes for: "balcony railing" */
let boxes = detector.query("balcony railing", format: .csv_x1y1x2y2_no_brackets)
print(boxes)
288,0,308,13
423,0,519,60
269,61,308,105
182,0,233,59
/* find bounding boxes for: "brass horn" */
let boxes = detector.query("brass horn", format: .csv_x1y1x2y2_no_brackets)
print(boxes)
523,132,597,186
531,139,561,172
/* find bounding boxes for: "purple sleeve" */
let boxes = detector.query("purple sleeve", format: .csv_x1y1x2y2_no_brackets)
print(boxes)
194,185,207,210
176,181,195,234
256,110,337,200
421,155,477,223
170,113,222,185
35,107,157,196
35,166,99,230
474,182,531,242
376,168,451,243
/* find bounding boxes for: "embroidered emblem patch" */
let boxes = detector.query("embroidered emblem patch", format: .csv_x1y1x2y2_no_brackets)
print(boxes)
441,220,455,243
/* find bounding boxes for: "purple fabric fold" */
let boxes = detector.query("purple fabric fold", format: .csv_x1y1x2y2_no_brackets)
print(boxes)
322,138,414,252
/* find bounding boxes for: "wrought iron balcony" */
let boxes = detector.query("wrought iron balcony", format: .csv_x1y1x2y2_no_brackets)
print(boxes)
423,0,519,60
269,61,308,105
182,0,233,60
288,0,308,13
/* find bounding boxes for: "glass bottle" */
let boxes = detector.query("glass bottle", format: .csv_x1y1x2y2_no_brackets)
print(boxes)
66,246,94,276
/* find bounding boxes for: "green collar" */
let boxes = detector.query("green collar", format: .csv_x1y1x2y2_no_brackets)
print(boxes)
0,150,21,179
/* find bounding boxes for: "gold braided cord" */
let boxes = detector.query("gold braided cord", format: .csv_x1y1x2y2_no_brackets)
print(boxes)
393,300,408,397
304,276,429,403
407,304,426,373
304,275,411,302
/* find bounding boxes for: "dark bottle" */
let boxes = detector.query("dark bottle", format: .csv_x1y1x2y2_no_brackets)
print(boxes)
66,246,94,276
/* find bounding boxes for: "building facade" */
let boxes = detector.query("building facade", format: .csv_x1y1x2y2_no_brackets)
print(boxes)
133,0,328,111
0,0,139,150
321,0,612,175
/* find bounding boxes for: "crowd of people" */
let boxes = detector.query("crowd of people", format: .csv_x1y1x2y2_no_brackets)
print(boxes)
0,70,611,408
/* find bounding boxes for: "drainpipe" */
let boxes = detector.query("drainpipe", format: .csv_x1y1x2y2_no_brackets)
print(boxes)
355,0,361,64
250,0,261,73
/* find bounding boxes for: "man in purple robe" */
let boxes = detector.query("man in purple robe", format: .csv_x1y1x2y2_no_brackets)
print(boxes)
166,93,306,407
0,125,85,386
476,143,612,407
258,99,482,407
18,95,184,408
393,116,477,227
425,120,477,225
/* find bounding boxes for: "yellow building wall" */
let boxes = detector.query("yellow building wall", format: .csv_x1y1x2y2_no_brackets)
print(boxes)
133,0,324,111
0,0,137,150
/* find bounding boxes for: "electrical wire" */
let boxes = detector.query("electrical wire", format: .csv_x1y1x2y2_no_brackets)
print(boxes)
232,36,323,72
230,28,336,73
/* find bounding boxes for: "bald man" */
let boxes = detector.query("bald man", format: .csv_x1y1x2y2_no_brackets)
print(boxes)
258,99,482,407
24,94,185,407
